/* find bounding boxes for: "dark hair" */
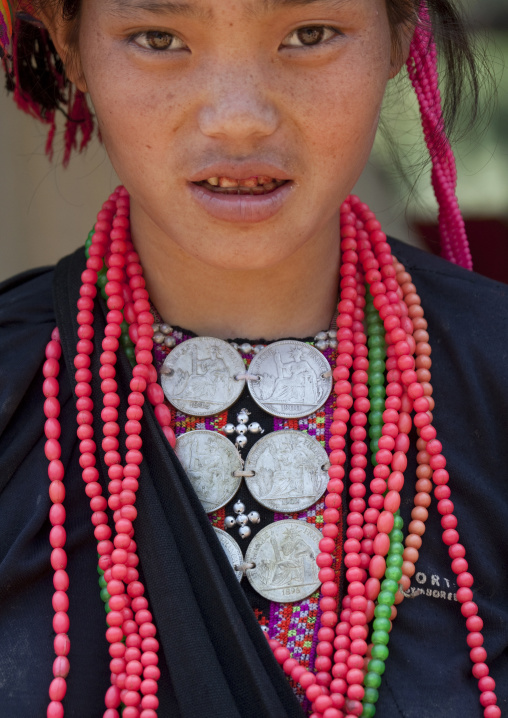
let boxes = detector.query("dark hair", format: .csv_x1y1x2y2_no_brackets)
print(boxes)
5,0,485,162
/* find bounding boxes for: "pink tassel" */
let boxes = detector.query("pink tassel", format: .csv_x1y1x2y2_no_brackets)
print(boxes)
407,2,472,270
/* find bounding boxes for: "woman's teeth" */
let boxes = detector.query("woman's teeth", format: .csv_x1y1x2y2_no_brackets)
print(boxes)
196,176,287,194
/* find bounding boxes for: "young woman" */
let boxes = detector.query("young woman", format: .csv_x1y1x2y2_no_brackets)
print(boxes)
0,1,507,717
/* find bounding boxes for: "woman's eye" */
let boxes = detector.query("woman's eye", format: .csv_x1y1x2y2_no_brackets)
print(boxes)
282,26,339,48
132,31,187,52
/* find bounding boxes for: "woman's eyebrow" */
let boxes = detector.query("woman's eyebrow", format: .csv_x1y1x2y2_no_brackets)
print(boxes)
103,0,350,20
103,0,212,20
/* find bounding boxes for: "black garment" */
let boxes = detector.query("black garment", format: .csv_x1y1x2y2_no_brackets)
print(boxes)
0,239,507,718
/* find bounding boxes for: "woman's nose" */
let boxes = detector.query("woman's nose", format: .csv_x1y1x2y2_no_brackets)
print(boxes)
197,64,280,142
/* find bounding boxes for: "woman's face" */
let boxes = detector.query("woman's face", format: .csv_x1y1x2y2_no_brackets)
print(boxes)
69,0,405,270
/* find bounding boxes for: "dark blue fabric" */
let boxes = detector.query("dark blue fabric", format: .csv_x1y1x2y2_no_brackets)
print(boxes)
0,239,506,717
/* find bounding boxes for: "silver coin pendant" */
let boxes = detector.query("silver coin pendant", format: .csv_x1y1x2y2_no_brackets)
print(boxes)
244,520,322,602
248,340,332,418
176,430,243,512
161,336,245,416
244,430,329,513
213,527,244,582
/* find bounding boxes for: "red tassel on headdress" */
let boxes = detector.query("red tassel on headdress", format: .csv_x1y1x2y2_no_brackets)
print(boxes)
5,13,95,164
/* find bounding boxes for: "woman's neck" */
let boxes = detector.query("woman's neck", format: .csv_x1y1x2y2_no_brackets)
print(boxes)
131,213,341,341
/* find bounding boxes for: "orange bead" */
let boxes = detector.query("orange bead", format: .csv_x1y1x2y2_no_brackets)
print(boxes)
414,491,432,507
411,506,429,522
403,547,419,564
402,560,416,577
405,534,422,550
408,519,426,536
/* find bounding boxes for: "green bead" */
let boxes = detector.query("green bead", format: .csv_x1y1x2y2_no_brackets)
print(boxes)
380,578,399,595
364,686,379,704
105,604,112,614
385,566,402,582
121,332,133,348
368,425,382,440
368,658,386,675
370,396,385,412
390,542,404,556
369,358,385,373
97,565,104,576
97,269,107,287
372,616,391,633
389,528,404,544
367,324,384,337
370,439,379,457
371,644,389,661
367,335,385,348
394,514,404,530
361,703,376,718
125,347,136,366
369,411,383,427
374,603,391,619
371,630,389,646
369,347,385,361
98,575,107,589
368,372,385,387
370,385,386,398
386,554,403,568
100,587,110,603
364,671,382,689
377,590,395,606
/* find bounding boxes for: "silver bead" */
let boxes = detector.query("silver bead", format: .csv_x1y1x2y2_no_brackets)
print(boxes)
153,332,165,344
233,500,245,514
315,331,328,342
152,323,160,333
240,343,253,354
236,424,248,435
248,511,261,524
253,345,264,354
316,340,329,352
238,526,251,539
236,513,249,526
247,422,263,434
235,435,248,449
224,423,236,435
237,409,250,424
329,339,338,349
229,342,239,350
260,624,269,633
224,516,236,529
328,330,337,340
160,323,173,335
164,336,176,348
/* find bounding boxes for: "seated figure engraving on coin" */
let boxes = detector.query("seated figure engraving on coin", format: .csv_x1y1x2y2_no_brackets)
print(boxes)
245,520,322,602
176,431,243,512
248,341,332,418
244,430,329,512
161,337,245,415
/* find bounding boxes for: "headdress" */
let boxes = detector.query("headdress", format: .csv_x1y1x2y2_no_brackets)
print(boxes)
0,0,472,269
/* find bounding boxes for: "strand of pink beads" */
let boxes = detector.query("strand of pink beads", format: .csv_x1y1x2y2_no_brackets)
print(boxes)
43,189,498,718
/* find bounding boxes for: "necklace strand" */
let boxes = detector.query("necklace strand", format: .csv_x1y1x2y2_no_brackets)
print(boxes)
43,189,499,718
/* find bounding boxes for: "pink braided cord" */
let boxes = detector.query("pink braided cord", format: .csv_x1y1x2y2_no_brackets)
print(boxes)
407,2,473,270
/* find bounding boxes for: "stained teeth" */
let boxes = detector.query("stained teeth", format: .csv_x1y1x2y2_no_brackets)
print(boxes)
207,177,219,186
257,175,273,185
218,177,239,188
239,177,258,188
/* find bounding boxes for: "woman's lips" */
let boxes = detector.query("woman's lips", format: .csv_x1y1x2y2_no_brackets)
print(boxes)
188,178,294,224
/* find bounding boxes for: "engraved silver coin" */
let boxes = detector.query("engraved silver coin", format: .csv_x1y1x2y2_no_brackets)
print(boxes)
245,520,322,603
244,430,329,513
161,336,245,416
176,430,243,512
248,340,332,418
213,527,243,581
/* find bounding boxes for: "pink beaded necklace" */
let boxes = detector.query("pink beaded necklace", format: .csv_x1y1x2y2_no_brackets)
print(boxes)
42,187,499,718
